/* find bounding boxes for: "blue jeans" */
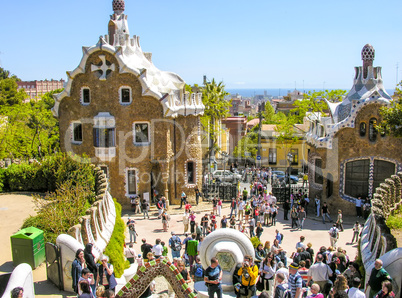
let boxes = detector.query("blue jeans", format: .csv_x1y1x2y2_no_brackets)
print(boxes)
208,284,222,298
172,250,180,259
129,230,136,243
230,208,237,218
143,209,149,219
322,213,332,223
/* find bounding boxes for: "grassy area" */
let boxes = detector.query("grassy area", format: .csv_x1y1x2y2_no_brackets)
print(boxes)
386,205,402,229
386,205,402,247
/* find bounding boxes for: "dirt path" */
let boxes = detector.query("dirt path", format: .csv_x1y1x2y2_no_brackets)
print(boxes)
0,194,36,274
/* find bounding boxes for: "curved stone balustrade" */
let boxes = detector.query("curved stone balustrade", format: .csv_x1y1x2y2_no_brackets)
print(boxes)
360,172,402,298
0,263,34,298
55,167,117,292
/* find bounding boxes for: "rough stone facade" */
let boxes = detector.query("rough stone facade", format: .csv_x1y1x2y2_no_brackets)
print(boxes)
54,1,204,209
307,45,402,215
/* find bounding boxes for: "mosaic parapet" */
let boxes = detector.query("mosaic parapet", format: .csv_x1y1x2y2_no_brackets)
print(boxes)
360,172,402,298
56,166,117,292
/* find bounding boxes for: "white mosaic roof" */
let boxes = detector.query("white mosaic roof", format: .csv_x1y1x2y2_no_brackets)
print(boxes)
53,1,204,118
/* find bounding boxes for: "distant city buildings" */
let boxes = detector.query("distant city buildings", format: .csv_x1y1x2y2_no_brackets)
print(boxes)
17,79,65,100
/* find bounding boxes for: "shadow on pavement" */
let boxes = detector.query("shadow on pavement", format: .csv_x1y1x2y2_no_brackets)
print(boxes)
34,279,72,297
0,261,14,273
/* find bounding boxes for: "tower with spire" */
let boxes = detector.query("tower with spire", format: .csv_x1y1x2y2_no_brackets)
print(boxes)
305,44,402,214
53,0,204,211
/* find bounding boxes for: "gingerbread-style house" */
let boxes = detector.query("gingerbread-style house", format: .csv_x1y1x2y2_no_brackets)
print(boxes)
53,0,204,208
306,44,402,214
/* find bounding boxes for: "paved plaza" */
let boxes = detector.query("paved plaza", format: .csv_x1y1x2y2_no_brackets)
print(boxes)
0,193,365,297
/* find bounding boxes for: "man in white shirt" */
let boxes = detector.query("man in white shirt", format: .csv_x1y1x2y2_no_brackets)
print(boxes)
152,238,163,258
348,277,365,298
307,254,333,293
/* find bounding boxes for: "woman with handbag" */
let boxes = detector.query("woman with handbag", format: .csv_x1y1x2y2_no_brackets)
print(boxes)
258,252,276,297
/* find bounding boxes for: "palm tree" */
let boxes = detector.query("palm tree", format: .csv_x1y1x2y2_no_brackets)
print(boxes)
200,79,231,170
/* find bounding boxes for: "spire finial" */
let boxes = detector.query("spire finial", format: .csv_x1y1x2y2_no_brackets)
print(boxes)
361,44,375,79
112,0,125,14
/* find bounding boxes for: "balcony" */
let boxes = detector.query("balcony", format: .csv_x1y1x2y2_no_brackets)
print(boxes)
95,147,116,161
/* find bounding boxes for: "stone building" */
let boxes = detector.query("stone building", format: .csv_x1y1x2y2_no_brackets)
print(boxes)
306,44,402,214
52,0,204,208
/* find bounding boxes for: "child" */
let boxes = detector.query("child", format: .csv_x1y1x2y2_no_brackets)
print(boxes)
161,241,168,257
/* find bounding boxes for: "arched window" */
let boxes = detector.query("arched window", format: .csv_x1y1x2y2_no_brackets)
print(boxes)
359,122,366,137
369,118,377,142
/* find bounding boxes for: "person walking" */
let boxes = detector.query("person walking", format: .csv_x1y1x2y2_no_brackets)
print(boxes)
329,224,339,248
230,198,238,218
291,206,299,229
204,257,223,298
355,197,362,218
298,207,306,231
336,210,344,232
127,219,137,243
321,202,332,224
142,199,150,219
351,222,360,244
283,200,290,221
169,231,182,260
315,197,320,217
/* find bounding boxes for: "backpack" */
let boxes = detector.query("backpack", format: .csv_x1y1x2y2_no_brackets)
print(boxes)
194,264,204,278
330,228,338,238
280,233,284,241
171,237,182,251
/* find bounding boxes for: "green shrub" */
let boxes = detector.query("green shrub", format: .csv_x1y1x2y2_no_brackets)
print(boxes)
0,168,5,192
386,205,402,230
104,199,130,278
0,153,96,196
21,180,93,243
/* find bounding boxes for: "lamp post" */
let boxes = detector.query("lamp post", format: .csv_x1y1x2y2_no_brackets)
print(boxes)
222,152,228,200
287,152,293,201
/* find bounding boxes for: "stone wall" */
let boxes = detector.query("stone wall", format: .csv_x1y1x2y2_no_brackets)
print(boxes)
308,104,402,215
58,50,203,209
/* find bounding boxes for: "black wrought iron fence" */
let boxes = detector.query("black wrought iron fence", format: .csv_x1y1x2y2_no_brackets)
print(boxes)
271,185,309,203
202,182,238,202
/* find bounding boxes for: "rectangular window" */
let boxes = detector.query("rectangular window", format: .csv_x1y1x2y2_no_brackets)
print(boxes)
315,159,323,185
372,160,395,191
127,169,137,195
93,128,115,147
82,88,90,104
345,159,370,198
290,149,299,165
134,123,149,144
187,161,195,184
269,148,277,164
72,123,82,143
121,88,131,103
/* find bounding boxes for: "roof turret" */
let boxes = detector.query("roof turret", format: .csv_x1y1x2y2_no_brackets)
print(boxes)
112,0,125,14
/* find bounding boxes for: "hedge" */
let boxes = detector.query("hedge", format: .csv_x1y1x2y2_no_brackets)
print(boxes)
104,199,130,278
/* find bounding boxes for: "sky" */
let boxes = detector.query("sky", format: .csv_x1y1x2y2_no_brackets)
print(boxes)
0,0,401,90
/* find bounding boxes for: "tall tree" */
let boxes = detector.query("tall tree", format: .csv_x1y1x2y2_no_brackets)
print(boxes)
379,81,402,137
200,79,231,162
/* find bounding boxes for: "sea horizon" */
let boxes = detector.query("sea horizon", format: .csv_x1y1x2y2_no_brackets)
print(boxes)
226,88,395,98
